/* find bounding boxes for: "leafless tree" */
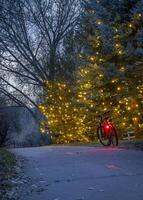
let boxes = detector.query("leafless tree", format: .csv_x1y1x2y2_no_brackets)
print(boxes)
0,0,81,109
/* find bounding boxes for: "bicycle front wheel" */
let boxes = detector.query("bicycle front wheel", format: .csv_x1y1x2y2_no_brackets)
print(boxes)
111,126,118,146
97,127,111,147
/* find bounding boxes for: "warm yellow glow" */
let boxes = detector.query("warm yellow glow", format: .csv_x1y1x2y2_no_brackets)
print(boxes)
96,42,100,47
118,50,123,55
120,67,125,72
97,21,102,25
115,43,120,48
133,117,138,121
127,107,131,111
90,57,95,61
128,23,133,28
112,79,118,83
99,74,104,78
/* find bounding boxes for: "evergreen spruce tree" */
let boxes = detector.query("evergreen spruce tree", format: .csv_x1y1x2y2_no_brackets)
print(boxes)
76,0,143,139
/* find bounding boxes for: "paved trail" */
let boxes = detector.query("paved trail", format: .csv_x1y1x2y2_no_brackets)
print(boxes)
12,146,143,200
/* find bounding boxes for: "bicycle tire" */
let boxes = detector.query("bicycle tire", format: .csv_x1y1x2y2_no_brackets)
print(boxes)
97,127,111,146
111,126,118,146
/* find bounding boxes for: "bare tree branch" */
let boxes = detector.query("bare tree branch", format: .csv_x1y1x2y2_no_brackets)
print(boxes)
0,0,81,107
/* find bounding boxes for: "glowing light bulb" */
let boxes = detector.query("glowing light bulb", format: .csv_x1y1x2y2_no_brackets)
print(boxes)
120,67,125,72
99,74,104,78
133,117,138,121
97,21,102,25
127,107,131,110
112,79,117,83
128,23,133,28
99,58,103,62
115,43,120,48
90,57,94,61
118,50,123,55
96,42,100,47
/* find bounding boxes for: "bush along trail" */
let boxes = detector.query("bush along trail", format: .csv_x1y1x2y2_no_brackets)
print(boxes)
0,148,31,200
0,148,17,199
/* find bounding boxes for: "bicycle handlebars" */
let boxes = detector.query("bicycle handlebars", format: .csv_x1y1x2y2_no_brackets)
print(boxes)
103,111,110,116
98,111,110,118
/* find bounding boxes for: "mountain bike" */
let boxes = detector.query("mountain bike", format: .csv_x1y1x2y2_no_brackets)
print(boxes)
97,111,118,146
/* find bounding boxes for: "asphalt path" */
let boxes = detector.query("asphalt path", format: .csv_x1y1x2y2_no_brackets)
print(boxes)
12,146,143,200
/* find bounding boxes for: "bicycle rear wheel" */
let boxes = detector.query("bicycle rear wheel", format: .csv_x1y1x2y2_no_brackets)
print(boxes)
111,126,118,146
97,127,111,146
